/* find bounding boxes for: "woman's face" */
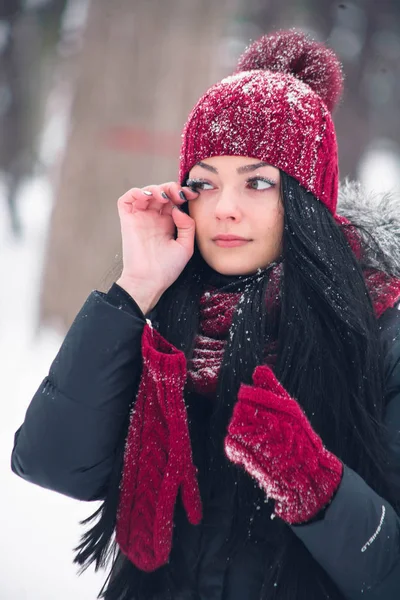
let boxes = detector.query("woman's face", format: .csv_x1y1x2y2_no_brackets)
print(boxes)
187,156,284,276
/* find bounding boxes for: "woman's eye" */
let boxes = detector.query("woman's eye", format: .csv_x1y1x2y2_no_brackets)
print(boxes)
186,179,214,192
247,177,274,191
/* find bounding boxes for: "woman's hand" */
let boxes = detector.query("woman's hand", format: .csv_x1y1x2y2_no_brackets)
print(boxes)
116,182,198,314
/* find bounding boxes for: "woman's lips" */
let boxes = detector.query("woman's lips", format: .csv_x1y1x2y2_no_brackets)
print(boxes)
213,239,250,247
213,235,251,248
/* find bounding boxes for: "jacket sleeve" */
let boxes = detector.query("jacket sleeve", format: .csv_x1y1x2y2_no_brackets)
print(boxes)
11,284,146,501
291,306,400,600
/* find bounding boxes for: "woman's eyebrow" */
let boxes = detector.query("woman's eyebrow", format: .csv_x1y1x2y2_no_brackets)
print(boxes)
196,161,218,173
195,160,271,174
237,161,271,173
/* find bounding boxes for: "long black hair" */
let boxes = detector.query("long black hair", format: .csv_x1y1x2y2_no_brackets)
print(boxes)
76,172,399,600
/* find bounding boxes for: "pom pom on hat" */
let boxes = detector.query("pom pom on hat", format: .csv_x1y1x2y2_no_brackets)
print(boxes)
236,29,344,113
179,29,343,214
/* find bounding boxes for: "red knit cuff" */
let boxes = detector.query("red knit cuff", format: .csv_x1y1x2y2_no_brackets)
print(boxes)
141,322,192,439
141,323,187,377
274,449,343,524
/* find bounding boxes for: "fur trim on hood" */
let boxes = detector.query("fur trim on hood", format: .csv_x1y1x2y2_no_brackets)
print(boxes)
337,180,400,277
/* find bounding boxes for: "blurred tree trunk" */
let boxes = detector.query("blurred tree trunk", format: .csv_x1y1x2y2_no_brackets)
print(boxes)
0,0,67,235
39,0,239,331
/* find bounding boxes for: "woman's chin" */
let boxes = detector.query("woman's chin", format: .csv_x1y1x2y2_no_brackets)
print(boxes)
204,256,268,277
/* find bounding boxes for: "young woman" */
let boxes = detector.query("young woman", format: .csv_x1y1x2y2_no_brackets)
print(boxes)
11,30,400,600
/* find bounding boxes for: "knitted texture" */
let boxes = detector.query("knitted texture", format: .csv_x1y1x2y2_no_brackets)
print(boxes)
179,30,343,214
187,274,281,397
236,29,343,112
187,290,241,397
116,324,202,572
364,270,400,318
225,365,343,524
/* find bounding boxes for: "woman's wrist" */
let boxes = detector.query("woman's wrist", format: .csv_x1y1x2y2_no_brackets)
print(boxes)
115,277,161,315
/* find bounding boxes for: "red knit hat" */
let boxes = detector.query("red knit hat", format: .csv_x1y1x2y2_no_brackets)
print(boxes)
179,30,344,215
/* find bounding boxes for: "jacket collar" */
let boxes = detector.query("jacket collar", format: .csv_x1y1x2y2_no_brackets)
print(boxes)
337,180,400,276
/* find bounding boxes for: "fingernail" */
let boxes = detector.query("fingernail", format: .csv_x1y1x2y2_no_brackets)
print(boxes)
161,191,169,199
143,190,152,196
179,191,187,201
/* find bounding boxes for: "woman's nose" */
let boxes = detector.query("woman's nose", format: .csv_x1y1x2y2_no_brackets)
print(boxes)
214,190,241,221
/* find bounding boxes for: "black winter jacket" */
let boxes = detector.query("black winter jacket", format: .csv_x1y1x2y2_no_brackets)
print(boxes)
11,281,400,600
11,182,400,599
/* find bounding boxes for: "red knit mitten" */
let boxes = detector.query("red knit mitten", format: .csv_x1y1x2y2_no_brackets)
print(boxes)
116,324,202,572
225,365,343,524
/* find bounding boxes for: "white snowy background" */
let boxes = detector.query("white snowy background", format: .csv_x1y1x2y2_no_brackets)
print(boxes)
1,4,400,599
0,131,105,598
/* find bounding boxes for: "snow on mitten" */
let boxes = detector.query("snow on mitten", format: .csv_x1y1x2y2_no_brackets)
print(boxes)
225,365,343,524
116,324,202,572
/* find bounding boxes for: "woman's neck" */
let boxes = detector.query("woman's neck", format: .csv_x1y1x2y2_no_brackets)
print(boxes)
204,262,280,292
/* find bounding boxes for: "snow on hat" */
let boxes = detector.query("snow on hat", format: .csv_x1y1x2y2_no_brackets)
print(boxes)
179,29,344,215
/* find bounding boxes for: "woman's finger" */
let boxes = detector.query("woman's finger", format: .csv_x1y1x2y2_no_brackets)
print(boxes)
165,182,199,206
118,183,198,217
142,185,170,205
172,206,195,255
117,188,148,215
181,186,200,201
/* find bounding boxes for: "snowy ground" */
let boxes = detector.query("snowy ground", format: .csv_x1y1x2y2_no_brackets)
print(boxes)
0,176,105,599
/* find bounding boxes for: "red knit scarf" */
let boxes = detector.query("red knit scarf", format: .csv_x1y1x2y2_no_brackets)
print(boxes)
187,264,282,398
